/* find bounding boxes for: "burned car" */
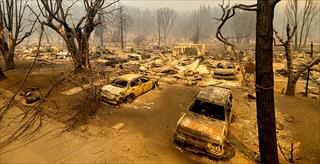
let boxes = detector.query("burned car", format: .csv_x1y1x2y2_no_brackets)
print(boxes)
173,86,233,158
213,62,236,80
101,74,158,105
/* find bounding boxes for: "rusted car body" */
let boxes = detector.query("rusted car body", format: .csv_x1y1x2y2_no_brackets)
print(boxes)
213,63,236,80
101,74,158,105
173,86,233,158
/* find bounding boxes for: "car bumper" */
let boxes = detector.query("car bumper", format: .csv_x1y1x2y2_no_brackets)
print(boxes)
101,93,121,105
101,98,118,105
213,74,236,80
173,132,225,158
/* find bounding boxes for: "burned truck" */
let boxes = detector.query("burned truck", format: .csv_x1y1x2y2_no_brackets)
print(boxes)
173,86,233,158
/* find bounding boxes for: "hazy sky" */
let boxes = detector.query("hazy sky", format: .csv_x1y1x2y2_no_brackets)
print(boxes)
120,0,288,11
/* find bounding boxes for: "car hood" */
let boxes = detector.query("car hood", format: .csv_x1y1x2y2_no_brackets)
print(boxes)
101,85,126,95
177,112,226,144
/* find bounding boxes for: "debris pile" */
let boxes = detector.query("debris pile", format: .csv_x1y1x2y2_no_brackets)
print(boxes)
17,45,243,89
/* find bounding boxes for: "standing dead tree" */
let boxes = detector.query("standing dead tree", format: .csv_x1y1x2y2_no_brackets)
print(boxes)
215,2,256,87
156,7,177,46
190,5,212,44
0,0,37,70
36,0,119,72
95,10,106,48
274,24,320,96
216,0,281,163
299,0,318,49
231,11,256,44
286,0,319,51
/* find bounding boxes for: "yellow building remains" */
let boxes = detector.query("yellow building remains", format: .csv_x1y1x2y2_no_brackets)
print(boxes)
172,44,205,57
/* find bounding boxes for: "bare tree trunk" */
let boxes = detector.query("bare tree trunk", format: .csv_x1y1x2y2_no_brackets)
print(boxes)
100,29,104,48
284,38,296,96
80,39,91,70
286,76,299,95
4,50,15,70
294,0,298,51
286,58,320,96
255,0,279,163
120,7,124,49
0,67,6,80
158,23,161,47
1,37,15,70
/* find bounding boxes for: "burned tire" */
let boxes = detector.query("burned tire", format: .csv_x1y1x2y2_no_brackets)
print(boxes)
124,94,135,103
221,141,236,160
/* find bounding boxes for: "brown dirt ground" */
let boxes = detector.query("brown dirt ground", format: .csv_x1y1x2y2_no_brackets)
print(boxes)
0,60,319,164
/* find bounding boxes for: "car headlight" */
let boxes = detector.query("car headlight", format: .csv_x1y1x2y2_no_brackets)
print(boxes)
115,94,122,98
174,132,186,141
207,143,223,153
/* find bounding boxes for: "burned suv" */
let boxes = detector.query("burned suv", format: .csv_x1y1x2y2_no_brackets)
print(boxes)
173,86,233,158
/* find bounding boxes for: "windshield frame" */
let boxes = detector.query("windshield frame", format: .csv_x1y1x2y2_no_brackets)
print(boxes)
111,78,129,88
188,99,227,121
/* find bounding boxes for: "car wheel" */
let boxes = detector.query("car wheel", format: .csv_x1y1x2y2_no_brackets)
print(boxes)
124,94,135,103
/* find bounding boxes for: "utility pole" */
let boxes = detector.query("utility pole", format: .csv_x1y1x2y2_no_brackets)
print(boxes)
120,6,124,49
305,41,313,96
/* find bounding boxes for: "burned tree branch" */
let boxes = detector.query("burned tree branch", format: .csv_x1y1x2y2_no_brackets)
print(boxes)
37,0,119,72
215,0,257,47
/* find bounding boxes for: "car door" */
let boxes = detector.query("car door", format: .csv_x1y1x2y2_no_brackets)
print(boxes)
129,78,143,97
139,77,153,93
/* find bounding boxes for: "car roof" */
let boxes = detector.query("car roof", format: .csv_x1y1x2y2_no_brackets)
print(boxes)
118,74,142,81
196,86,232,106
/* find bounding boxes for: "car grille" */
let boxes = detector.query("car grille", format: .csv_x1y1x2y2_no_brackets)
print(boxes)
180,131,208,149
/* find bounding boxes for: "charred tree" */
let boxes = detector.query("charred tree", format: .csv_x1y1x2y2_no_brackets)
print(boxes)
0,0,37,70
274,24,320,96
215,0,280,163
255,0,280,163
36,0,119,72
